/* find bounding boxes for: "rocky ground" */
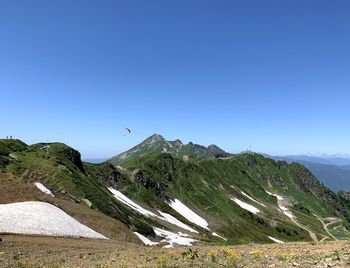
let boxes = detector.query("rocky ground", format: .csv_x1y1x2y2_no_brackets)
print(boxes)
0,235,350,267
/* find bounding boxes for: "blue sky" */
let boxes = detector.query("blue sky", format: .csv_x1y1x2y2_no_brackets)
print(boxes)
1,1,350,158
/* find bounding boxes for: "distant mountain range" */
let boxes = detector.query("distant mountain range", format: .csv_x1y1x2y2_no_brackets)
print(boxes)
109,134,230,165
277,154,350,167
271,155,350,192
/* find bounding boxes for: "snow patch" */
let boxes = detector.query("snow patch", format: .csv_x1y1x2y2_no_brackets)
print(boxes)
281,209,294,219
154,227,196,247
265,190,283,201
0,201,107,239
168,199,210,230
34,182,54,197
134,232,159,246
108,188,200,233
265,190,294,219
230,197,260,214
157,211,198,233
240,191,267,207
268,236,284,244
108,187,157,217
212,232,227,241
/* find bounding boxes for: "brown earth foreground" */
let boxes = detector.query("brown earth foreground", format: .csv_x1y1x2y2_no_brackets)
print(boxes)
0,235,350,268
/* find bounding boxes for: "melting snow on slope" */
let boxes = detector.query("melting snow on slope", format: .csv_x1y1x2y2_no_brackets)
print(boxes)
34,182,55,197
154,227,196,248
134,232,159,246
168,199,210,230
279,205,294,219
157,211,198,233
108,187,157,217
240,191,267,207
230,197,260,214
268,236,284,244
265,190,283,201
108,187,199,233
212,232,227,241
0,201,107,239
265,190,294,219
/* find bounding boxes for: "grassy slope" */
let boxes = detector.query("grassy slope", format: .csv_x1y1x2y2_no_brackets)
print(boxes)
123,153,350,243
0,140,157,238
272,156,350,192
2,139,350,245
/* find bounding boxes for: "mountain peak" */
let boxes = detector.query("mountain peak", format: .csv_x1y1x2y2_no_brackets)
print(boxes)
143,134,165,144
208,144,220,150
174,139,183,145
109,134,230,165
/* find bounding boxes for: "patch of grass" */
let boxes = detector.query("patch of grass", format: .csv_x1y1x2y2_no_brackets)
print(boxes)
221,247,240,262
208,249,218,263
181,248,199,261
156,253,173,268
250,248,263,259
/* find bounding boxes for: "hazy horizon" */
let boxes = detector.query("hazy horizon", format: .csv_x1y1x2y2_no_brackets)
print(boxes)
6,133,350,160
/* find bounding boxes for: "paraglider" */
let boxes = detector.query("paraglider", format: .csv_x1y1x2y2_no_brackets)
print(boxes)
123,128,131,136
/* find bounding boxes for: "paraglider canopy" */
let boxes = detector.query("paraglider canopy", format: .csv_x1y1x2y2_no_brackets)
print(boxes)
123,128,131,136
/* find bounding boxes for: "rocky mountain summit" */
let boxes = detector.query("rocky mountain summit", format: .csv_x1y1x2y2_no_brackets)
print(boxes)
109,134,230,165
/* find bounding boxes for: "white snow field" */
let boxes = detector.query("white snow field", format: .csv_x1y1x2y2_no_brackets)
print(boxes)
157,211,198,233
230,197,260,214
212,232,227,241
108,187,199,233
168,199,210,230
153,227,196,248
0,201,107,239
108,187,157,217
268,236,284,244
240,191,267,207
133,232,159,246
34,182,55,197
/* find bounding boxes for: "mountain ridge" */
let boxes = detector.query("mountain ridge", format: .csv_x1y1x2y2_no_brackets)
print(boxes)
2,138,350,247
270,155,350,192
109,134,230,165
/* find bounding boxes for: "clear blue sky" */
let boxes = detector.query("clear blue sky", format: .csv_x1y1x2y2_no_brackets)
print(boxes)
1,1,350,158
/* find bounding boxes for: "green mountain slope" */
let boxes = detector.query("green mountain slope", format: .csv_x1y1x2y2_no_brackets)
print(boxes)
0,140,156,239
109,134,230,166
1,138,350,246
122,152,350,242
272,155,350,192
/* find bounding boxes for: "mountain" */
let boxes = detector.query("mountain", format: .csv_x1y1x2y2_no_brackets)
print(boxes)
293,162,350,192
275,155,334,166
109,134,230,166
2,138,350,247
278,154,350,166
271,155,350,192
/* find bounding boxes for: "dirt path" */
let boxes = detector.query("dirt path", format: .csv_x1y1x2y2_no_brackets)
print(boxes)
275,197,319,243
313,213,339,241
288,212,319,243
